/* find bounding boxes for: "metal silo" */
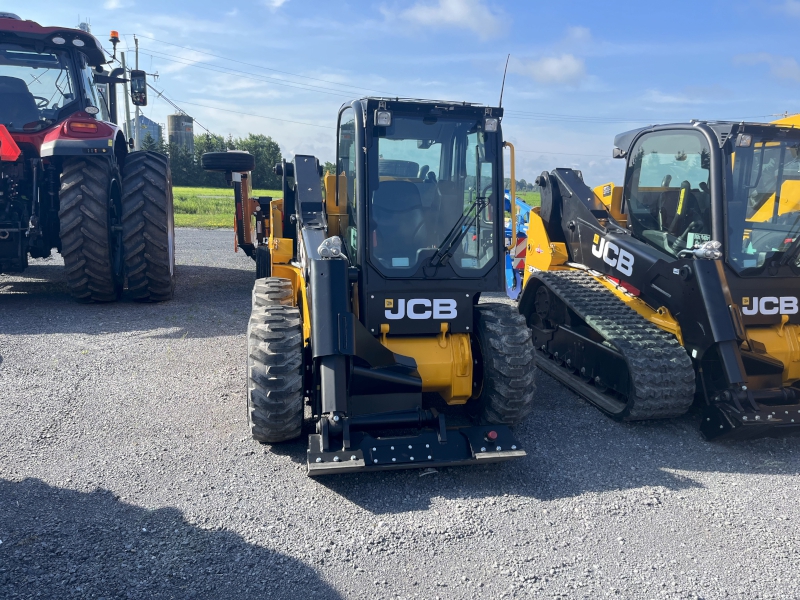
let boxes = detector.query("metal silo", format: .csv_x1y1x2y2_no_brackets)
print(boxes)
167,114,195,154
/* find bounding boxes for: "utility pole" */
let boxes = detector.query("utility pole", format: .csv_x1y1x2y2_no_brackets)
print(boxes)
134,36,140,151
120,52,133,146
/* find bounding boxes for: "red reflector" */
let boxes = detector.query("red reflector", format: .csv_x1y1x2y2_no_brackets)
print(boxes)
69,121,99,133
486,430,498,441
0,125,21,162
620,281,640,296
607,276,620,285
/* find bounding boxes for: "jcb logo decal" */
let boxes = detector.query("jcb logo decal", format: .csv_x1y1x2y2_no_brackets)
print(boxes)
591,234,634,277
741,297,798,316
385,299,458,320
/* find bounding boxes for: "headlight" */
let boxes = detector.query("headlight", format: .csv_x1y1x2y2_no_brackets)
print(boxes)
484,117,498,132
374,110,392,127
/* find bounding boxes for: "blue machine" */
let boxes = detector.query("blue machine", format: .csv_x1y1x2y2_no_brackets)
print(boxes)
504,191,532,299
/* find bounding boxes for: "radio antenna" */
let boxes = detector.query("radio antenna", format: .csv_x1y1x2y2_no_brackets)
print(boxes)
498,54,510,108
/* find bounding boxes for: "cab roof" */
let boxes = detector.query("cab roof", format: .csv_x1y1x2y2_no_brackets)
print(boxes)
0,16,107,66
613,120,800,158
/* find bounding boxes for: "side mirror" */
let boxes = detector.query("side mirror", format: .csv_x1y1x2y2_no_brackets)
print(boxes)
130,70,147,106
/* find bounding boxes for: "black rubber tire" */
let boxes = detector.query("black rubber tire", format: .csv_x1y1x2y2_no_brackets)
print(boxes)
247,277,303,443
121,152,176,302
255,246,271,279
202,151,255,173
58,157,123,302
252,277,293,308
473,303,537,425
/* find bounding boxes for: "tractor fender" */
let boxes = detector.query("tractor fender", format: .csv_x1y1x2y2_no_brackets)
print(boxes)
39,114,122,161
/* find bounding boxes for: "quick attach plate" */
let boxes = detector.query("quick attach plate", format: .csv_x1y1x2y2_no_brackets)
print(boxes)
307,426,525,476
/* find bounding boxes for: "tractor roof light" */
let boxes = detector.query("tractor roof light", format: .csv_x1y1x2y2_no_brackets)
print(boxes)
72,38,85,47
51,36,66,45
484,117,499,132
374,110,392,127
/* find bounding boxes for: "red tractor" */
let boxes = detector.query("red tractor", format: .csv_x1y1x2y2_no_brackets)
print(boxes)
0,14,174,302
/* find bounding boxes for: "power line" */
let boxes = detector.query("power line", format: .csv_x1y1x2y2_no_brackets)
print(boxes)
171,99,334,130
138,48,356,99
123,33,396,97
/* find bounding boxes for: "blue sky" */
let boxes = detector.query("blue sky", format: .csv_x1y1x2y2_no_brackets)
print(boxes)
9,0,800,184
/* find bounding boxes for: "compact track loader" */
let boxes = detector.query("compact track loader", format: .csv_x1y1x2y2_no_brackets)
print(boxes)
204,98,537,474
519,120,800,440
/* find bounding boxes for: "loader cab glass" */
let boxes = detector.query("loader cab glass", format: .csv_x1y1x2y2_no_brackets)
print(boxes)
129,69,147,106
0,44,77,132
725,132,800,275
338,108,357,260
623,130,713,257
368,114,498,276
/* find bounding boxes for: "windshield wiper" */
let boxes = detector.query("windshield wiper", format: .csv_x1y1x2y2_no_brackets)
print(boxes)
429,196,487,267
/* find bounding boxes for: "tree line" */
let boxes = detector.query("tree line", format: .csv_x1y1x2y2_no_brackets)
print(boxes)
141,131,537,192
141,132,283,189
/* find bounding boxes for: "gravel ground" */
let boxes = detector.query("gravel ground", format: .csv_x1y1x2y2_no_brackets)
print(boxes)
2,228,800,600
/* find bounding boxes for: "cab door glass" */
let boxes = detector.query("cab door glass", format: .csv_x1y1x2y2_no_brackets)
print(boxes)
338,108,357,260
624,131,712,256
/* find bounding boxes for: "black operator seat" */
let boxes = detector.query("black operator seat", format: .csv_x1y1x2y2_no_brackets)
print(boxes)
371,181,429,262
0,76,40,129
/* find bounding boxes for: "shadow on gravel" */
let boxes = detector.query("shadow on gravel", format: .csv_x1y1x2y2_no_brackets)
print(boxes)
283,373,800,512
0,478,341,600
0,265,256,338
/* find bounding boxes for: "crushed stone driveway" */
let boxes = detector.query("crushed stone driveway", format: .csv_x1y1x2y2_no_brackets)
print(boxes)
2,228,799,600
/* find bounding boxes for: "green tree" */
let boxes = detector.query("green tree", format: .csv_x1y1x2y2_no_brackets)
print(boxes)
234,133,282,189
141,132,157,152
323,161,336,175
194,133,228,187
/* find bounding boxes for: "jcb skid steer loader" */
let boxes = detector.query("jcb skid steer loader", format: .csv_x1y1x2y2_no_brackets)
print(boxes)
519,120,800,440
205,98,536,475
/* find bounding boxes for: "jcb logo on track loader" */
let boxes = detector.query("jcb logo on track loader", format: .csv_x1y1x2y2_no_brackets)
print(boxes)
591,234,634,277
385,299,458,320
741,296,798,316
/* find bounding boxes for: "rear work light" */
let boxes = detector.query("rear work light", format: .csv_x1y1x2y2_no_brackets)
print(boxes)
69,122,99,133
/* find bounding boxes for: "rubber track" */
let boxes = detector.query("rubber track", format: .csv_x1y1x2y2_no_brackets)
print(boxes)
247,278,303,443
475,303,537,425
534,270,695,420
121,152,175,302
58,157,120,302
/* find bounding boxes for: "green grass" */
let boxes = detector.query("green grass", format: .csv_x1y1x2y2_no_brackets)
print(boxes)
172,186,281,228
516,191,541,207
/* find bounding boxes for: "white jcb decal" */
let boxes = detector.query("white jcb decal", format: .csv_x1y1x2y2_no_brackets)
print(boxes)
385,299,458,320
741,297,798,316
591,234,634,277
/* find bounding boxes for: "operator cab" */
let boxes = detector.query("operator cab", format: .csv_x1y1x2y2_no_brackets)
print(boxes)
336,99,504,286
616,122,800,278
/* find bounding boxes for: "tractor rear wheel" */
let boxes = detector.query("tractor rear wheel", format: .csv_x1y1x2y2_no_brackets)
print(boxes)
121,152,175,302
58,157,123,302
472,303,537,425
247,277,303,443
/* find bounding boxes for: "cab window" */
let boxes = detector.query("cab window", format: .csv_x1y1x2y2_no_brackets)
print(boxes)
338,108,357,260
624,130,712,256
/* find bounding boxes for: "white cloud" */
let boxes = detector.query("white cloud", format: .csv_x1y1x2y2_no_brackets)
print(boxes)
398,0,502,40
735,53,800,82
777,0,800,16
104,0,132,8
265,0,288,9
640,89,704,105
511,54,586,85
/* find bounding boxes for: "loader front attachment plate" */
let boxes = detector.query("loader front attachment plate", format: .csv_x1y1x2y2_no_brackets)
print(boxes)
702,397,800,441
306,425,525,476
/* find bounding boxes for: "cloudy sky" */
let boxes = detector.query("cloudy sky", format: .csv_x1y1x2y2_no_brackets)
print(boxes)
8,0,800,184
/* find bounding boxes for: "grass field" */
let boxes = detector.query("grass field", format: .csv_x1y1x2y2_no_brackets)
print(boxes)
516,191,541,207
173,186,280,228
173,186,541,228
